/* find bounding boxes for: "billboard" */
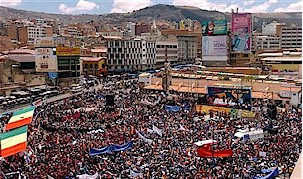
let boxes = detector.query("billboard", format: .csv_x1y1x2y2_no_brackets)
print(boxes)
202,36,227,56
35,37,54,47
35,48,58,72
201,20,227,36
196,105,255,118
206,86,252,110
231,13,252,53
56,47,80,56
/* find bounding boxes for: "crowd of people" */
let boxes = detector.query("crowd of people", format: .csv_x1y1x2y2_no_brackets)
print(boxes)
0,78,301,178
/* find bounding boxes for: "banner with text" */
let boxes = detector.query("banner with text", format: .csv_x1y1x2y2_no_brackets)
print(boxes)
202,36,227,56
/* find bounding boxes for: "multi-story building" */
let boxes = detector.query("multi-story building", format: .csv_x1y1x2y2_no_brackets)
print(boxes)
126,22,136,37
18,25,53,45
161,29,201,58
277,25,302,49
56,47,81,78
262,21,285,35
177,35,197,64
155,37,178,68
135,23,151,36
81,57,107,76
107,37,156,73
253,34,281,51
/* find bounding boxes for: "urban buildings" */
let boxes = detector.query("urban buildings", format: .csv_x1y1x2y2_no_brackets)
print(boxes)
106,37,156,72
177,34,197,64
155,36,178,68
55,47,81,78
253,34,281,51
277,25,302,49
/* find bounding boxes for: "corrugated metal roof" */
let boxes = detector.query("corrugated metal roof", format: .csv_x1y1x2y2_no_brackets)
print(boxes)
8,55,35,63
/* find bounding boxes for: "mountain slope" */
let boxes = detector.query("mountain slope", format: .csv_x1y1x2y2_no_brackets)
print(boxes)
0,5,301,30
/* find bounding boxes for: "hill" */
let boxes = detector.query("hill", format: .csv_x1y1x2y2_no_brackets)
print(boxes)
0,5,301,30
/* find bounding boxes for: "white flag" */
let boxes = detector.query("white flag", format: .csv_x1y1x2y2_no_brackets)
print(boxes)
152,125,162,137
130,170,143,178
179,124,187,131
136,130,153,145
77,173,98,179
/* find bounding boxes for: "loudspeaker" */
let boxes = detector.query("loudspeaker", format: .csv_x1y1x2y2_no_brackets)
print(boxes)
106,95,115,106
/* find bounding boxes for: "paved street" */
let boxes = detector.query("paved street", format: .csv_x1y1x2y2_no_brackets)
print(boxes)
0,83,103,114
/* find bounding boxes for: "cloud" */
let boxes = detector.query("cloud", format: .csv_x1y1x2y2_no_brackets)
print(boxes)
274,2,302,12
244,0,255,5
244,0,277,13
0,0,22,7
172,0,241,13
59,0,99,14
111,0,152,13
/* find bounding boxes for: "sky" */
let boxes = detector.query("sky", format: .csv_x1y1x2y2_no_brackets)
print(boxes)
0,0,301,14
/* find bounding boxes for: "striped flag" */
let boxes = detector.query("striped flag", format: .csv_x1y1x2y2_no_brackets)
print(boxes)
0,126,28,158
5,106,35,131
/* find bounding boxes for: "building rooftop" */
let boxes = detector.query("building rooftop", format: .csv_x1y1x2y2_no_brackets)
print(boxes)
81,57,103,62
101,36,122,40
261,57,302,62
8,54,35,63
91,48,107,53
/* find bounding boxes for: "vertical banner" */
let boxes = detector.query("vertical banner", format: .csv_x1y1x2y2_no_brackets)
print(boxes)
231,13,252,53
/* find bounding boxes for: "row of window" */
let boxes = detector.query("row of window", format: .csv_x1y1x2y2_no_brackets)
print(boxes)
108,59,155,65
108,64,154,70
58,65,80,71
156,45,178,48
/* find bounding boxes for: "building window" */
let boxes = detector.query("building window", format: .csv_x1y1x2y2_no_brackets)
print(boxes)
90,64,93,68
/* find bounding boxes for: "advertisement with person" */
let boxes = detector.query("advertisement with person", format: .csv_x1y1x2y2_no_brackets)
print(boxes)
206,86,252,110
202,36,227,56
201,21,208,36
231,13,252,53
35,48,57,72
201,20,227,36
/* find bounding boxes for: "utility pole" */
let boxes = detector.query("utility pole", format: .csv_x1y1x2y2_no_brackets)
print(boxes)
162,61,171,93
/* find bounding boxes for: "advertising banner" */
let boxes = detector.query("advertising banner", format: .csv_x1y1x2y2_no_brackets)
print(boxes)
201,20,227,36
195,105,255,118
202,36,227,56
207,86,252,110
35,48,58,72
35,37,54,47
56,47,80,56
231,13,252,53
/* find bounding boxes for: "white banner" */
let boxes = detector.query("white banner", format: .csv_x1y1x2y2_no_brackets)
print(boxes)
136,130,153,145
152,125,162,137
35,48,58,72
202,36,227,56
77,173,98,179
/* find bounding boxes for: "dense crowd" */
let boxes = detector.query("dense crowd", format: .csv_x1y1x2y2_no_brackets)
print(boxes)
0,78,301,179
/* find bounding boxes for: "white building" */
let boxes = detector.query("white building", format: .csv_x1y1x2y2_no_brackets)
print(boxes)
253,35,281,51
126,22,136,37
177,35,197,64
155,40,178,68
27,25,52,44
262,21,285,35
107,38,156,72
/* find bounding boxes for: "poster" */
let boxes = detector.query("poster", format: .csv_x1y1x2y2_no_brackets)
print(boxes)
231,13,252,53
207,86,252,110
195,105,255,118
35,48,57,72
202,36,227,56
56,47,80,56
201,20,227,36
